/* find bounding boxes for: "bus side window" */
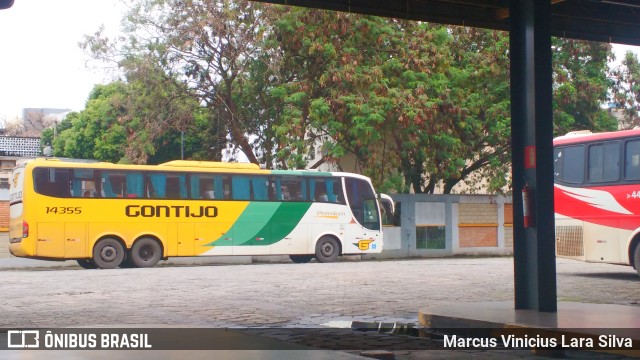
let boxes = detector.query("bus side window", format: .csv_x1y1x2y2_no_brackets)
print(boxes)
251,176,269,201
626,140,640,180
71,169,98,198
556,145,585,184
271,177,284,201
329,178,344,204
232,175,251,200
588,142,619,183
164,173,188,199
309,178,328,202
34,168,70,198
101,172,126,198
148,173,167,198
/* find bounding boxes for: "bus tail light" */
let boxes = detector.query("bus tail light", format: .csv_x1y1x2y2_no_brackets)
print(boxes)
22,221,29,238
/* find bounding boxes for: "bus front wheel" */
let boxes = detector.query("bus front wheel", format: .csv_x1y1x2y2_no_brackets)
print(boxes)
315,236,340,263
131,237,162,268
93,238,125,269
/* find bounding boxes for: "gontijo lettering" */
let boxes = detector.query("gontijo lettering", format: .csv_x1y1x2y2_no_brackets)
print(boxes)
126,205,218,218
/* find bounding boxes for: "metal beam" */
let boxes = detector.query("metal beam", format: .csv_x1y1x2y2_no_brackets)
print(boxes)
510,0,557,312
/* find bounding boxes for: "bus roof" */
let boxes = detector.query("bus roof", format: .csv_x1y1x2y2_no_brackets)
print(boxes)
553,128,640,146
22,158,373,180
159,160,260,170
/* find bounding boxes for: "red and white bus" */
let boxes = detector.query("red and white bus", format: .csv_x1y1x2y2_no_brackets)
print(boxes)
554,128,640,276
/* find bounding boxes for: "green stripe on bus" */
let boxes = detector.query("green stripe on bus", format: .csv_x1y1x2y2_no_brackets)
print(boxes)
206,202,311,247
238,202,312,246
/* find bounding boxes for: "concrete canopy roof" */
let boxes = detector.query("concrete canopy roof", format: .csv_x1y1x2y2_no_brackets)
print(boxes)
252,0,640,46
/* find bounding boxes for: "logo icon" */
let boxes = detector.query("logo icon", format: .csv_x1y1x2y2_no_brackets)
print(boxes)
7,330,39,348
353,239,374,251
12,173,19,188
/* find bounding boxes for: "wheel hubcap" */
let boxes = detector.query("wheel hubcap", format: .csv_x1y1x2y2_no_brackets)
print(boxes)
139,246,152,261
100,246,117,262
322,243,334,256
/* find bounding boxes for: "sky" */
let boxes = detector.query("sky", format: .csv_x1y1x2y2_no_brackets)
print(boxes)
0,1,638,123
0,1,124,121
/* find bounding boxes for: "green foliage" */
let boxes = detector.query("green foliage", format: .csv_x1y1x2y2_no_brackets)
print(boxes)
611,51,640,129
67,2,623,195
552,39,618,135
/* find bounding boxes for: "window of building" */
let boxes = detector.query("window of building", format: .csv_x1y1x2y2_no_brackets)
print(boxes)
416,226,446,249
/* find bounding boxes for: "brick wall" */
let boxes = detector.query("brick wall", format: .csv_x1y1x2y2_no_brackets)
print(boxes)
0,200,8,258
458,203,498,248
504,203,514,247
504,204,513,225
504,226,514,248
458,203,498,224
0,201,8,228
459,226,498,247
0,232,10,258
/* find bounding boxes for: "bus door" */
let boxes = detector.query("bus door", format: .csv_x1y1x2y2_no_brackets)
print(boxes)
177,223,195,256
360,198,382,252
345,178,382,253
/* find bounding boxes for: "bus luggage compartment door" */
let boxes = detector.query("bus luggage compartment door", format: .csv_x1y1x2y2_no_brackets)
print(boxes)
36,222,64,258
64,223,87,259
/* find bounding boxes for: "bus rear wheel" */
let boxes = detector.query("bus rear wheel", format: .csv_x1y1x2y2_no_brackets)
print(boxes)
315,236,340,263
77,259,97,269
131,237,162,268
289,255,313,264
93,238,125,269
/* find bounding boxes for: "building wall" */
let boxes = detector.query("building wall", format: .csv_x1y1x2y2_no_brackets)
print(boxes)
0,231,9,258
0,156,31,259
458,202,498,248
370,194,513,259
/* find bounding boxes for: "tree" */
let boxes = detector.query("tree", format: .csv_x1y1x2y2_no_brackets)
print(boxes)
52,83,128,162
83,0,273,164
76,3,620,194
272,14,512,193
553,39,618,134
51,80,203,163
611,50,640,129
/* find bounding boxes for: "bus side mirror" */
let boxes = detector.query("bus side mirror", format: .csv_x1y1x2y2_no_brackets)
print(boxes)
0,0,14,10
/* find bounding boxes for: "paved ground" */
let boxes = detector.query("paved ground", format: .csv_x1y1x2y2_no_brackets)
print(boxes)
0,256,638,359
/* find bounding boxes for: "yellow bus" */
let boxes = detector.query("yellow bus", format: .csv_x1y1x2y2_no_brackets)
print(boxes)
9,158,384,269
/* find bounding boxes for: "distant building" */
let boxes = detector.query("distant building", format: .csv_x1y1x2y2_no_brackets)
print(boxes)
22,107,71,120
0,136,40,157
21,107,71,135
